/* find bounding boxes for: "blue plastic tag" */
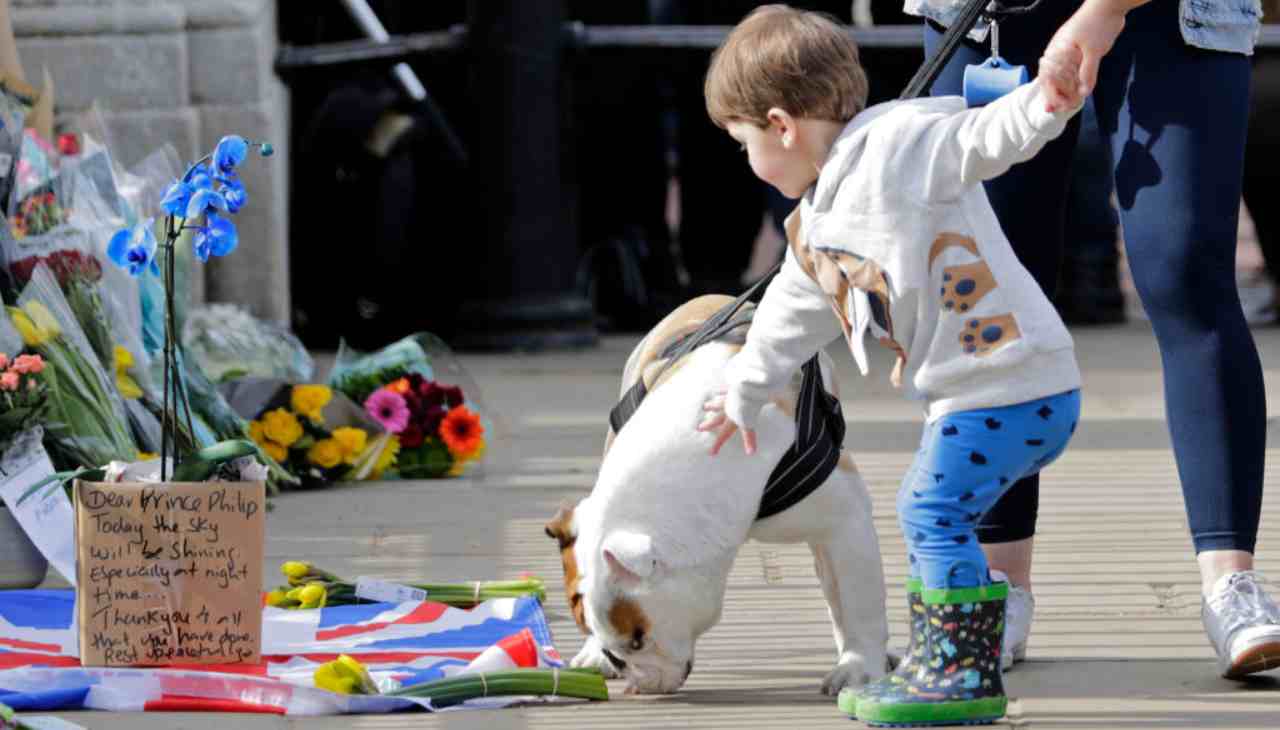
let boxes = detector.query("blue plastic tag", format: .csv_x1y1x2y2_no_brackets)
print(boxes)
963,57,1028,108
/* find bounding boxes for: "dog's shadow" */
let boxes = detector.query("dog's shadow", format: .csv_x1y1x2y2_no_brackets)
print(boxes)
613,670,841,707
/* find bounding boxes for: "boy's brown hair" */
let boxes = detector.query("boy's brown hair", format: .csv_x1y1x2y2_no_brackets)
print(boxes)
705,5,869,128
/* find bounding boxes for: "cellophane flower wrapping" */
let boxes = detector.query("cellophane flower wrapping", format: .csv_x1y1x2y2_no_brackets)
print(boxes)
221,377,384,489
9,263,137,469
0,89,27,213
329,333,496,479
183,303,314,383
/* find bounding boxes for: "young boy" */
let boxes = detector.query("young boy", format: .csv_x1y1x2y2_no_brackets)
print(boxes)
696,6,1085,727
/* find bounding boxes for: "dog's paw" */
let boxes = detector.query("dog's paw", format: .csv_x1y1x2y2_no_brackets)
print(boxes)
571,635,621,679
820,652,876,696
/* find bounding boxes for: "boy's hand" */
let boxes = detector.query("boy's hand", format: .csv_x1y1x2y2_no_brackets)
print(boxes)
697,388,758,456
1038,43,1085,114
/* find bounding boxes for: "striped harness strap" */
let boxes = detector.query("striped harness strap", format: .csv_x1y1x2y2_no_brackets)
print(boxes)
608,273,846,521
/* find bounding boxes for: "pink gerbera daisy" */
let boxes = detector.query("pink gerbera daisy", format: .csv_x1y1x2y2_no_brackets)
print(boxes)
364,388,411,433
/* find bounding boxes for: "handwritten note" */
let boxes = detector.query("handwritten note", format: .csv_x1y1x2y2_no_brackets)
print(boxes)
0,428,75,583
75,480,265,666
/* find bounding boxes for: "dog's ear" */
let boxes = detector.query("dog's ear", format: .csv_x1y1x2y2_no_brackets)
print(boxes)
544,503,577,547
602,530,656,584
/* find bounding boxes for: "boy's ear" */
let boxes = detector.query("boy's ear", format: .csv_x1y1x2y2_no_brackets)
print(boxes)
766,107,796,147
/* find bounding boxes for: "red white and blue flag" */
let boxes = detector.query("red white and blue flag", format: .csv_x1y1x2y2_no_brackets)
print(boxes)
0,590,564,715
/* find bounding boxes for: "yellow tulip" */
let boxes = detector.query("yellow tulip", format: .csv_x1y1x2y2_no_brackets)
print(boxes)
8,306,54,347
281,561,312,580
23,301,62,340
314,662,359,694
261,408,303,448
285,586,305,602
264,588,290,607
291,384,332,424
298,583,327,609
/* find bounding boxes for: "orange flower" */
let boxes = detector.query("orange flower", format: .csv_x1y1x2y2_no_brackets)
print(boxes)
387,377,411,395
440,406,484,457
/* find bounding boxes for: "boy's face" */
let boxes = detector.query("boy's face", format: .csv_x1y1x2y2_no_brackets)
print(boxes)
726,119,816,199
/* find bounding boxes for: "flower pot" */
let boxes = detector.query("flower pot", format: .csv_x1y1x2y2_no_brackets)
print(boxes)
0,505,47,589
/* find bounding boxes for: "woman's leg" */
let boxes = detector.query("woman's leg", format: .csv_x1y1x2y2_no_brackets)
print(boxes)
1092,2,1265,591
923,4,1082,582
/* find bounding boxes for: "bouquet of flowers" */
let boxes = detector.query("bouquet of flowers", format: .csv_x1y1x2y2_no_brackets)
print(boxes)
5,267,137,468
265,561,546,610
243,383,380,488
362,372,485,479
0,352,47,444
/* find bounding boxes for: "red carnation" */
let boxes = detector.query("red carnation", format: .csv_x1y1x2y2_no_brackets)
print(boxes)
420,405,447,435
441,385,464,408
418,380,446,407
399,422,426,449
57,133,80,156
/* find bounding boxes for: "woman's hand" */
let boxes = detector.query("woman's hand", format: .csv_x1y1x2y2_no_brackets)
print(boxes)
697,388,758,456
1044,0,1142,99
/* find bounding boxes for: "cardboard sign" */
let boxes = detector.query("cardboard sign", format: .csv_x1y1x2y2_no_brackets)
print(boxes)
75,480,265,666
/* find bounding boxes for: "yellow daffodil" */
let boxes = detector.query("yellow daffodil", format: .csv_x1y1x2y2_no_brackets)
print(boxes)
291,384,332,424
307,438,343,469
298,582,328,609
261,408,303,447
282,561,313,581
248,420,267,446
371,435,401,480
114,345,143,399
314,654,377,695
262,441,287,463
332,427,368,464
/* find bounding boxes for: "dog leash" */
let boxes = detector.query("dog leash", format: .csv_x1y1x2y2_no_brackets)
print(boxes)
608,0,1003,520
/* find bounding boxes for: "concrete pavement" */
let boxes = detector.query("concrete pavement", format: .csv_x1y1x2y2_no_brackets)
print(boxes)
37,323,1280,729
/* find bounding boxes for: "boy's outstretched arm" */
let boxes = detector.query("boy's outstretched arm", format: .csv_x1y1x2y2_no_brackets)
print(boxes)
905,49,1086,202
698,243,842,456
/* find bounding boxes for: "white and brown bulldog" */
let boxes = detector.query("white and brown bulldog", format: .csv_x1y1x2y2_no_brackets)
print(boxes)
544,295,890,695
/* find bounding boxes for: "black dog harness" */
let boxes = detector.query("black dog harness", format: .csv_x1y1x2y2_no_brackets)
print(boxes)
607,280,846,521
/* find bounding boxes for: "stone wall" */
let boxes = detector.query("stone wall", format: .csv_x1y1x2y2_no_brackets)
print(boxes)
11,0,289,322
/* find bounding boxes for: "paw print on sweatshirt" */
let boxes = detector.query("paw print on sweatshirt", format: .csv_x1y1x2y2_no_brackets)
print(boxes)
940,261,996,313
959,314,1022,358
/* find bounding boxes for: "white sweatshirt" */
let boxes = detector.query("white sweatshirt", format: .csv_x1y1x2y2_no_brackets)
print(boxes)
725,82,1082,429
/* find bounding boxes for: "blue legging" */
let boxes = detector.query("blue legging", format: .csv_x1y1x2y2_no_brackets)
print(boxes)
925,0,1266,554
900,391,1080,589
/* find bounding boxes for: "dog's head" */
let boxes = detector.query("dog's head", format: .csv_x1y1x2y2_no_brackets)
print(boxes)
545,501,729,693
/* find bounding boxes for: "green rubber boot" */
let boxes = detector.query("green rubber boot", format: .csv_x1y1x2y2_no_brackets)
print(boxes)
839,578,925,717
854,582,1008,727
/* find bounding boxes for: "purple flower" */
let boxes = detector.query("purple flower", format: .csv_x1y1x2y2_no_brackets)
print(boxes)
365,389,411,433
107,220,159,277
192,214,238,262
213,135,248,175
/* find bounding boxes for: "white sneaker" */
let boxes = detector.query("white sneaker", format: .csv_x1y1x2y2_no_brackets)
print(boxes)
1001,584,1034,671
1202,570,1280,678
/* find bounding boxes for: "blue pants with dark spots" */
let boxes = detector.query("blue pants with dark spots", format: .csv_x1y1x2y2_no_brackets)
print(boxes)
899,390,1081,589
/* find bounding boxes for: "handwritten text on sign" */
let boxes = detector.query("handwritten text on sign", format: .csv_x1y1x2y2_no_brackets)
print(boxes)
75,480,265,666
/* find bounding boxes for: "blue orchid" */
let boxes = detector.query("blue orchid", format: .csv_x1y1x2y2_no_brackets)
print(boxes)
107,220,160,276
212,135,248,175
186,188,228,219
159,180,193,216
192,214,238,262
220,175,247,213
